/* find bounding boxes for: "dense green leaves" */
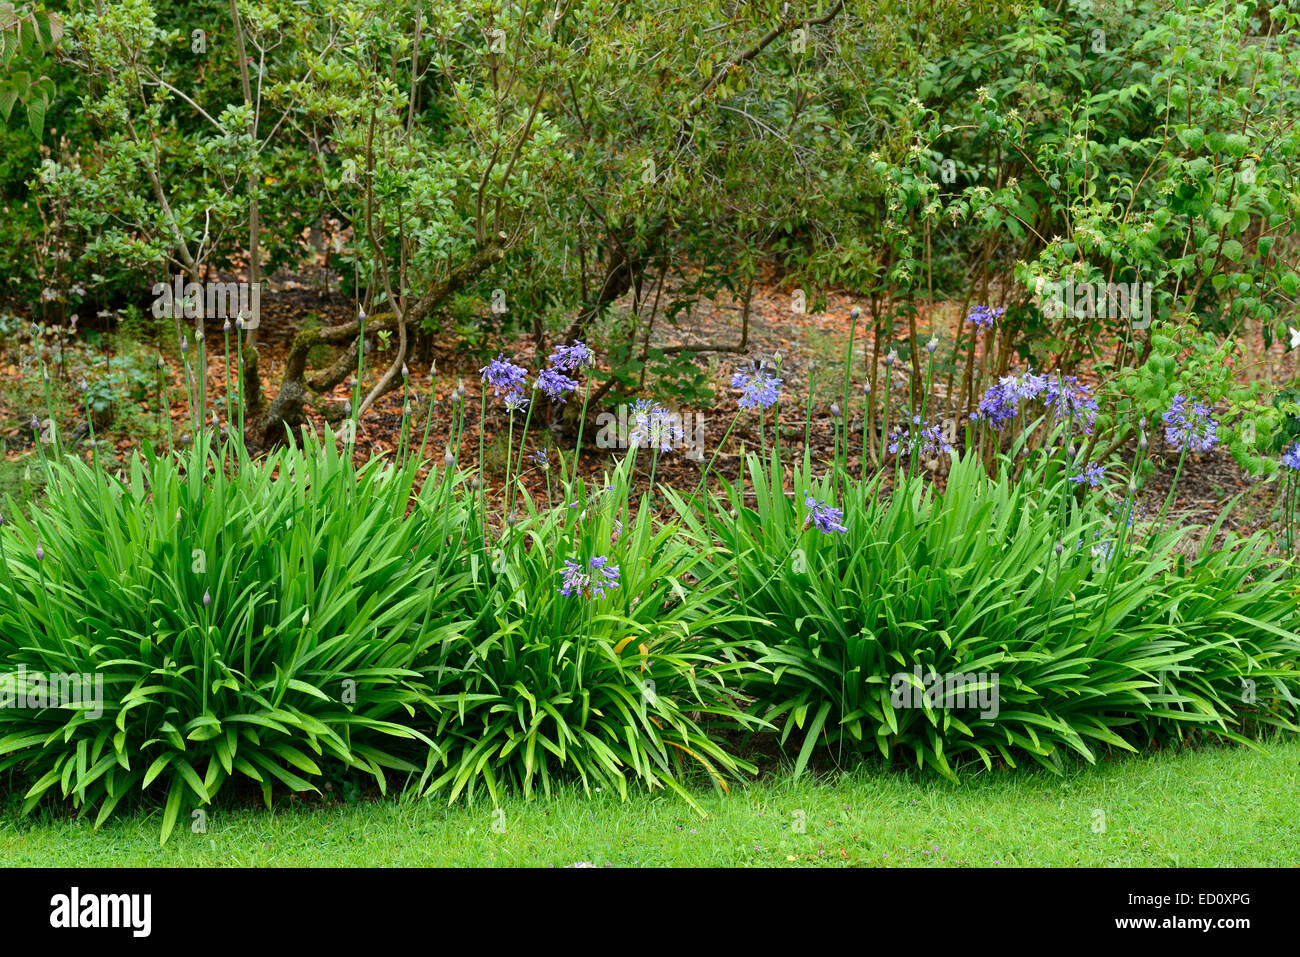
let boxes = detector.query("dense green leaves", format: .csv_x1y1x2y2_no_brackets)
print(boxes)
679,449,1300,779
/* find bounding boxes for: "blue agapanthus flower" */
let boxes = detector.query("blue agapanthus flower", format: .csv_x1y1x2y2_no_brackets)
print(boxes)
504,391,529,414
548,340,595,372
1282,442,1300,470
1000,369,1048,401
968,305,1005,330
629,401,682,452
1045,375,1099,433
974,382,1019,431
1162,394,1218,453
802,494,848,534
1069,462,1107,487
537,367,578,403
559,556,621,599
479,353,530,397
732,363,782,410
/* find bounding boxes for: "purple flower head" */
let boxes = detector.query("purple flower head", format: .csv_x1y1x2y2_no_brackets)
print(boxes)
891,419,954,457
1282,443,1300,470
974,382,1019,431
732,363,782,411
537,367,578,403
1000,369,1048,401
548,340,595,372
1045,375,1099,433
629,403,683,453
559,555,621,599
504,391,529,414
531,448,549,467
802,494,848,534
1162,394,1218,453
479,353,529,397
1069,462,1106,488
968,305,1005,330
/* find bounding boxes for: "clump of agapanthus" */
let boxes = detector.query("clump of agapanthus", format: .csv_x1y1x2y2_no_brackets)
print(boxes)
1282,442,1300,470
1069,462,1106,488
1162,394,1218,453
802,494,847,534
548,340,595,372
536,367,578,403
559,555,620,599
968,305,1005,330
731,362,782,410
479,353,529,397
1044,375,1099,433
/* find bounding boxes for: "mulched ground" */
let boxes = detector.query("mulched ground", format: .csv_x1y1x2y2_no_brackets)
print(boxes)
1,266,1291,552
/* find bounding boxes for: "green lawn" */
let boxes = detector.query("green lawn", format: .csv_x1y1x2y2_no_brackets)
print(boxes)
2,739,1295,867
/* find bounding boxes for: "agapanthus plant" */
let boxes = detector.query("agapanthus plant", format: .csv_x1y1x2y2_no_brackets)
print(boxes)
537,367,578,403
479,353,530,397
732,363,782,410
1044,375,1099,433
968,304,1005,329
559,555,621,599
1162,394,1219,453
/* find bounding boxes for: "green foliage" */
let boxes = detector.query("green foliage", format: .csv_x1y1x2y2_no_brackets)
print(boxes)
0,3,61,137
1117,320,1280,475
0,430,473,842
675,449,1300,780
416,452,758,812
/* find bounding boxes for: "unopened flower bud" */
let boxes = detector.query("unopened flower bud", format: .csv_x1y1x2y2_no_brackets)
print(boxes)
35,541,45,561
831,402,841,418
926,336,939,354
202,589,211,607
850,306,861,319
223,319,232,333
1054,540,1063,556
401,364,409,380
1138,434,1149,452
180,336,189,354
444,450,455,468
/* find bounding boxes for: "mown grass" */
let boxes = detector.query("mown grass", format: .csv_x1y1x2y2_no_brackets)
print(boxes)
1,738,1295,867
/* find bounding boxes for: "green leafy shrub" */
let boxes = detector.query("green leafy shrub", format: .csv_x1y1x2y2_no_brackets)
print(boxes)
676,449,1300,779
0,431,473,842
